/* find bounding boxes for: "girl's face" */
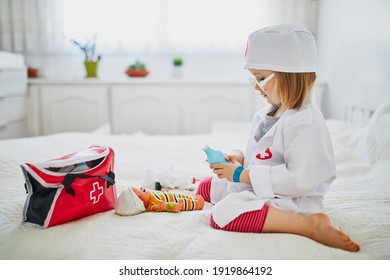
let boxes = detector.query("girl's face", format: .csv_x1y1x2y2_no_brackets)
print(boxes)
249,69,280,105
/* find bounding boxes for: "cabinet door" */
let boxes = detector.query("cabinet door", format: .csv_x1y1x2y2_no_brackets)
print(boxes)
0,69,27,96
111,85,181,134
40,85,109,134
181,84,253,134
0,68,27,139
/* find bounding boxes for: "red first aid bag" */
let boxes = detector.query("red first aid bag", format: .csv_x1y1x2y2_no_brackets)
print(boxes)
20,145,116,228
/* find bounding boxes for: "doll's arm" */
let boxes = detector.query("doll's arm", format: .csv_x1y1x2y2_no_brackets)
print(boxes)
160,201,183,213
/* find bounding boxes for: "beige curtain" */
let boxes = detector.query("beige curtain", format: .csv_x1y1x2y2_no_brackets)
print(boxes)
268,0,319,35
0,0,64,54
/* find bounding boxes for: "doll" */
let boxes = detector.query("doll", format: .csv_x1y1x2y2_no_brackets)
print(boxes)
115,186,205,216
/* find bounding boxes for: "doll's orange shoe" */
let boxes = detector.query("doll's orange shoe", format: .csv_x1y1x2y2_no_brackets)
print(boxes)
196,195,205,210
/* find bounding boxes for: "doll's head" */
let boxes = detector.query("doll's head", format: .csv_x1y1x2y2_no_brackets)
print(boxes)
131,187,151,207
115,187,148,216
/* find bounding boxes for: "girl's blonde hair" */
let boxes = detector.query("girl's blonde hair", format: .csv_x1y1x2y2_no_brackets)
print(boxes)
274,72,316,111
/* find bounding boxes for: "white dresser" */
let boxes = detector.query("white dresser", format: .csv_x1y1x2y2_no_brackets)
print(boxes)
0,52,27,139
28,78,259,135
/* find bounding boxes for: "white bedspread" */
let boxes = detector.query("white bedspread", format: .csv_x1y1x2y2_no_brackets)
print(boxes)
1,104,389,260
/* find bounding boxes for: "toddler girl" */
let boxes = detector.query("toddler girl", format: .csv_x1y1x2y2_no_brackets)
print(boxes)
197,24,359,252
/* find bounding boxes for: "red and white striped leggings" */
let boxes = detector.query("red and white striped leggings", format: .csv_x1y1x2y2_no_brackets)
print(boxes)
196,177,269,233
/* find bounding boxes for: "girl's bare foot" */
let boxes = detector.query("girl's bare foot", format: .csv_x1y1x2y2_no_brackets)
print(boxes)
309,213,360,252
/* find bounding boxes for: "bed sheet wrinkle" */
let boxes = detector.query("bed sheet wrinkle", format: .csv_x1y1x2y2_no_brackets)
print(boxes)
324,168,390,260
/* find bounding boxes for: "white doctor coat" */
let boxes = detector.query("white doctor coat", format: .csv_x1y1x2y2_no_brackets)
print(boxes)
211,103,336,228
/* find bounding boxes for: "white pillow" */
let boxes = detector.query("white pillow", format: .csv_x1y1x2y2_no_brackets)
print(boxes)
354,99,390,165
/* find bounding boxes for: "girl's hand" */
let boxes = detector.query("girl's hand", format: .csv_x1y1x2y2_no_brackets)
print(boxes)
210,157,242,182
225,153,244,165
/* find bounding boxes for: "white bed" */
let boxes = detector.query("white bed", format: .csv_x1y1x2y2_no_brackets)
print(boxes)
0,100,389,260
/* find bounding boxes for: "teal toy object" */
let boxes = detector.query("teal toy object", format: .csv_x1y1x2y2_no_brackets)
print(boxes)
203,145,231,164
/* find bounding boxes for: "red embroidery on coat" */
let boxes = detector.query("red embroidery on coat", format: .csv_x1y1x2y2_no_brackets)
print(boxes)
256,147,272,160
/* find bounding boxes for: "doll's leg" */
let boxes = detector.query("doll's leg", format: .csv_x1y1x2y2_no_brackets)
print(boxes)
262,207,360,252
210,205,269,233
196,177,212,202
195,195,205,210
177,196,205,211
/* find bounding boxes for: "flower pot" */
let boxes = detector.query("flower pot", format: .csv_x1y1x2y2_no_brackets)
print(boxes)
125,69,149,77
84,60,99,78
27,67,39,78
172,66,183,78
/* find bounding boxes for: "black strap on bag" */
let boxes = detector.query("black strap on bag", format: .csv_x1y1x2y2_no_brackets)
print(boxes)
63,171,115,196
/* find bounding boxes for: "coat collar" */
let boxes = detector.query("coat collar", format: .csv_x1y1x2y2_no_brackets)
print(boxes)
254,105,303,141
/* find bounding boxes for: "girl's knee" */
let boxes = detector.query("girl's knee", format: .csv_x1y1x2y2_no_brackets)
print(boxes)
196,176,213,203
210,215,222,230
209,206,269,233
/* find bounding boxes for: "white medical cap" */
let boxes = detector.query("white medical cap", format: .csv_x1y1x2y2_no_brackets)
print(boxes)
244,24,317,73
115,187,146,216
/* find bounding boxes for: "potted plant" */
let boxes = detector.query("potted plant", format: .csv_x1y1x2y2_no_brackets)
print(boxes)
71,35,101,78
173,57,183,67
125,60,149,77
172,57,183,78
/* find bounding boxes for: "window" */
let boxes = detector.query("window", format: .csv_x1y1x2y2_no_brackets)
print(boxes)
63,0,269,55
1,0,316,56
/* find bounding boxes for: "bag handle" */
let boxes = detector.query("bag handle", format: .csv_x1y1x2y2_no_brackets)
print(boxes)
63,171,115,196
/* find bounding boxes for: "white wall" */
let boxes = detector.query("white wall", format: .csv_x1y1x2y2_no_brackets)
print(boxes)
316,0,390,119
